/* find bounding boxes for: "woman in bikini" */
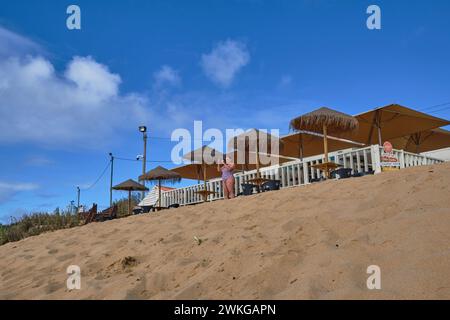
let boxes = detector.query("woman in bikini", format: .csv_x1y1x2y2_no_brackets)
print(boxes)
217,156,235,199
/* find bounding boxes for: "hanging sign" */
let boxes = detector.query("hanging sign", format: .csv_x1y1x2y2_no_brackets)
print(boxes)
380,141,400,171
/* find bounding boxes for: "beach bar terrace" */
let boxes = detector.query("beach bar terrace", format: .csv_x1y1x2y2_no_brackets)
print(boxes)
152,104,450,208
160,144,445,207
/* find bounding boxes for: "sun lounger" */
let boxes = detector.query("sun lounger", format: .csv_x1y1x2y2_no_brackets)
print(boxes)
132,206,143,215
351,170,374,177
94,205,118,222
261,179,281,192
331,168,353,179
138,205,154,213
82,203,98,224
241,183,256,195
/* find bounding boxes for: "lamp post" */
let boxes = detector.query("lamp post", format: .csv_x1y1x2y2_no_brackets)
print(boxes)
76,186,80,213
139,126,147,199
109,152,114,207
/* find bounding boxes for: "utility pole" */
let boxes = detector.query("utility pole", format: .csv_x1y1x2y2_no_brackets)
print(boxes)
139,126,148,199
76,186,80,213
109,153,114,207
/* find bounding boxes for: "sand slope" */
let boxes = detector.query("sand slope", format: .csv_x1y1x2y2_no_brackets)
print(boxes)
1,163,449,299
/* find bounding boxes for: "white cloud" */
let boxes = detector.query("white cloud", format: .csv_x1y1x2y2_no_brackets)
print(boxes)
201,39,250,88
0,29,151,148
0,181,39,204
153,65,181,87
0,26,42,58
0,55,149,147
24,155,54,167
279,75,293,88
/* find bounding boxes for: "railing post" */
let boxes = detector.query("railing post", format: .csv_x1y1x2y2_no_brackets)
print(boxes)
400,150,405,169
302,161,309,184
371,144,382,174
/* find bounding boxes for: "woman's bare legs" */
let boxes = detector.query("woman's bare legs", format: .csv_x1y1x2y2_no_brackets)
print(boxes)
223,180,230,199
225,177,235,199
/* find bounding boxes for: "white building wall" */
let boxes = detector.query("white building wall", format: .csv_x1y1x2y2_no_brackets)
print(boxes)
421,147,450,161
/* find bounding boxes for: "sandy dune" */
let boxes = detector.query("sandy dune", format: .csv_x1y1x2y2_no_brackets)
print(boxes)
1,163,449,299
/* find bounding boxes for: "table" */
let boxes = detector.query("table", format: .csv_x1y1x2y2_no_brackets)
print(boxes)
310,161,341,178
247,177,271,186
194,189,216,202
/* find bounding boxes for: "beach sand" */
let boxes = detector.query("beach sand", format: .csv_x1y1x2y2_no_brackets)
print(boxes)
1,162,449,299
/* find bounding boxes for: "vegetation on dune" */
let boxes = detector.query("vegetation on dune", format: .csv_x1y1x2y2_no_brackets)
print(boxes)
114,194,141,217
0,208,80,246
0,195,142,246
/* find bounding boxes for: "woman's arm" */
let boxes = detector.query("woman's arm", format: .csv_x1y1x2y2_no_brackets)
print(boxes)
226,163,235,170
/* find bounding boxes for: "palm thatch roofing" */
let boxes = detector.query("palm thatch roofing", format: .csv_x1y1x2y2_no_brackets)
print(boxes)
139,166,182,184
112,179,149,191
289,107,359,134
182,145,223,164
227,128,284,153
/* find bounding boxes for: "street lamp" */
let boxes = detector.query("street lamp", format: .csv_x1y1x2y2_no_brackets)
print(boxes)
139,126,148,199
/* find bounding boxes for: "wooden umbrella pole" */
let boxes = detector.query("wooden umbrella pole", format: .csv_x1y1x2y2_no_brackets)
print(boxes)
323,124,329,162
299,133,304,160
377,110,382,146
158,179,162,209
203,163,207,202
323,124,330,179
128,190,131,216
256,141,260,179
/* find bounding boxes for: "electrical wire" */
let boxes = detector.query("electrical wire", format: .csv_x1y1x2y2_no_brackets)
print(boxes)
114,156,174,163
81,161,111,191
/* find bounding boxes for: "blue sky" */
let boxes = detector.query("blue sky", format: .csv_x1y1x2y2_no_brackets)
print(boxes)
0,0,449,222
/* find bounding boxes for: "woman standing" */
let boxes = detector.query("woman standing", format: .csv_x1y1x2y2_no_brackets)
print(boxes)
218,156,235,199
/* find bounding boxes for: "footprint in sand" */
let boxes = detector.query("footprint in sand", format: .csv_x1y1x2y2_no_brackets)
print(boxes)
56,253,76,262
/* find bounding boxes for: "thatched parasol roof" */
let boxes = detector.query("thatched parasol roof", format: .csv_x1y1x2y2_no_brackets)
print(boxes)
112,179,149,191
290,107,359,134
228,128,284,153
182,146,223,164
139,166,182,184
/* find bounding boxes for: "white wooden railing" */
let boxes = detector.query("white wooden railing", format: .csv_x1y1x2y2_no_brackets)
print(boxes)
160,145,444,207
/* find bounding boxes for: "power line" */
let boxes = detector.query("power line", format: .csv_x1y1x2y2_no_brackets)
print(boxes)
424,105,450,114
115,156,174,163
82,161,111,191
418,102,450,112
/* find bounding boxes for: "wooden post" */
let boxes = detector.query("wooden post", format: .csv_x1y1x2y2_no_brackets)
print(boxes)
377,126,382,147
256,141,260,179
298,133,304,160
128,190,131,216
203,163,207,202
158,179,162,208
323,124,329,162
323,124,329,178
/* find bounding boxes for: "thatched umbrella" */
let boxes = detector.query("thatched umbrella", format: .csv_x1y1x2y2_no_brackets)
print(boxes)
112,179,148,216
280,130,364,160
139,166,181,208
182,146,223,202
348,104,449,146
228,129,283,182
389,128,450,154
290,107,359,177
